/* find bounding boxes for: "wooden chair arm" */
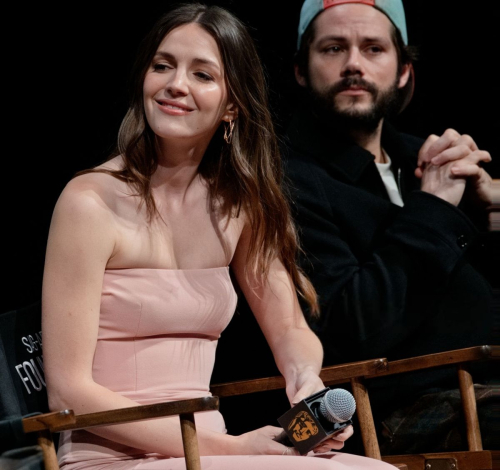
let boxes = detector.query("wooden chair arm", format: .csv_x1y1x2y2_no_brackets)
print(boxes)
23,410,76,433
211,346,497,398
22,396,219,433
23,397,219,470
365,345,498,379
320,357,388,386
210,358,387,397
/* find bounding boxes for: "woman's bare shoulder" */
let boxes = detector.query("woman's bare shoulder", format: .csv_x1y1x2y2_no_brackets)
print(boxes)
54,156,128,220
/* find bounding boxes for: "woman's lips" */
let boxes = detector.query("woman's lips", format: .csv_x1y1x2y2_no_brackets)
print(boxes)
156,100,194,115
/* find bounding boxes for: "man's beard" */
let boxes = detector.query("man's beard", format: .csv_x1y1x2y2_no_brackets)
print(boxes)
309,76,402,133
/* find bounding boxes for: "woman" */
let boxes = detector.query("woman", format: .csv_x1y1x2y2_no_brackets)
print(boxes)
42,3,395,469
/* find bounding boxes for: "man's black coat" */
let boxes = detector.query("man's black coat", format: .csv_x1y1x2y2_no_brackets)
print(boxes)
282,106,494,417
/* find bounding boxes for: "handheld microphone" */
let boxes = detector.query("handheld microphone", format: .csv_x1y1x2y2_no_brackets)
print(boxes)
273,387,356,455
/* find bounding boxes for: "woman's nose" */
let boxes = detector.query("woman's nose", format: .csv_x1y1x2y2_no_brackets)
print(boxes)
167,69,189,96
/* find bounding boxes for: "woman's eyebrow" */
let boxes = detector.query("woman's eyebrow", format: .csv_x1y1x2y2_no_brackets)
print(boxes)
154,51,221,72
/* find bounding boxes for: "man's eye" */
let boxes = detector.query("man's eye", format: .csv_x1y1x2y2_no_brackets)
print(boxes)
366,46,383,53
324,45,342,53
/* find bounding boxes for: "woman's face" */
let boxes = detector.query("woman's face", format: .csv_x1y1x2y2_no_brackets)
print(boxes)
143,22,235,145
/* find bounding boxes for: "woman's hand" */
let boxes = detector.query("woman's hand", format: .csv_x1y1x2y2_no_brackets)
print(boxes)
233,423,354,456
287,368,326,406
285,370,355,453
311,425,354,453
233,425,300,455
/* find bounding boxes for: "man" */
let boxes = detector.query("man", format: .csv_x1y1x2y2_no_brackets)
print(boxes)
283,0,496,455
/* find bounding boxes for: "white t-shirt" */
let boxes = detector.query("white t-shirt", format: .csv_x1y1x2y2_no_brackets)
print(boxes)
375,152,404,207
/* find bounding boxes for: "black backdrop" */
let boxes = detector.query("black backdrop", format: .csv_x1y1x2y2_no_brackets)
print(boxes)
5,1,498,313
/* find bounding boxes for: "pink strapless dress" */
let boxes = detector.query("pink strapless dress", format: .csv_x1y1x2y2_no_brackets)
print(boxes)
57,267,395,469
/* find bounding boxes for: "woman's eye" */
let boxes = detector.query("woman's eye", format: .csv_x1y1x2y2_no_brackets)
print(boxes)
195,72,213,81
152,63,171,71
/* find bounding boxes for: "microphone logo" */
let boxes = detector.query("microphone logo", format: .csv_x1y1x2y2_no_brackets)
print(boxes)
287,411,319,442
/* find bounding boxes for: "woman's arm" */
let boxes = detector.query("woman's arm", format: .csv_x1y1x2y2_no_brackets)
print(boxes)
230,221,355,452
230,221,325,405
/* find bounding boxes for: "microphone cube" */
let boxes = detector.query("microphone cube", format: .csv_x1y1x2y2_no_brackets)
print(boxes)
277,387,352,455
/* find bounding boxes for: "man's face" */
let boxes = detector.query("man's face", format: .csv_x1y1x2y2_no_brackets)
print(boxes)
296,4,409,126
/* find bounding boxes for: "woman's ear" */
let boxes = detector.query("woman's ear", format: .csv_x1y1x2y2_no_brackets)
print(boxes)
222,102,238,122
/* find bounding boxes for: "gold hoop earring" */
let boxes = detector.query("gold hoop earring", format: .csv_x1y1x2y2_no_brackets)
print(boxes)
224,120,234,144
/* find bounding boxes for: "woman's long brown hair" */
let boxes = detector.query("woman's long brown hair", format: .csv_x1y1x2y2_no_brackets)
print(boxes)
78,3,318,315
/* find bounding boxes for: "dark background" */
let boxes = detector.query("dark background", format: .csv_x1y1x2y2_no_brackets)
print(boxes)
4,1,498,315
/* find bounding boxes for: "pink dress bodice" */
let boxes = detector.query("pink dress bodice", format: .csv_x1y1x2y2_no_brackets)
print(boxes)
93,267,237,404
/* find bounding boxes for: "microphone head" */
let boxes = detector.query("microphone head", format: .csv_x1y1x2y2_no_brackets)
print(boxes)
319,388,356,423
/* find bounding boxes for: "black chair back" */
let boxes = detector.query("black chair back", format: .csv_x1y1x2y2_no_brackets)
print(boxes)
0,301,48,453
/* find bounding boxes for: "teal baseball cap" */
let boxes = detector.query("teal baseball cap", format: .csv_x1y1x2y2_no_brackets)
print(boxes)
297,0,408,49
